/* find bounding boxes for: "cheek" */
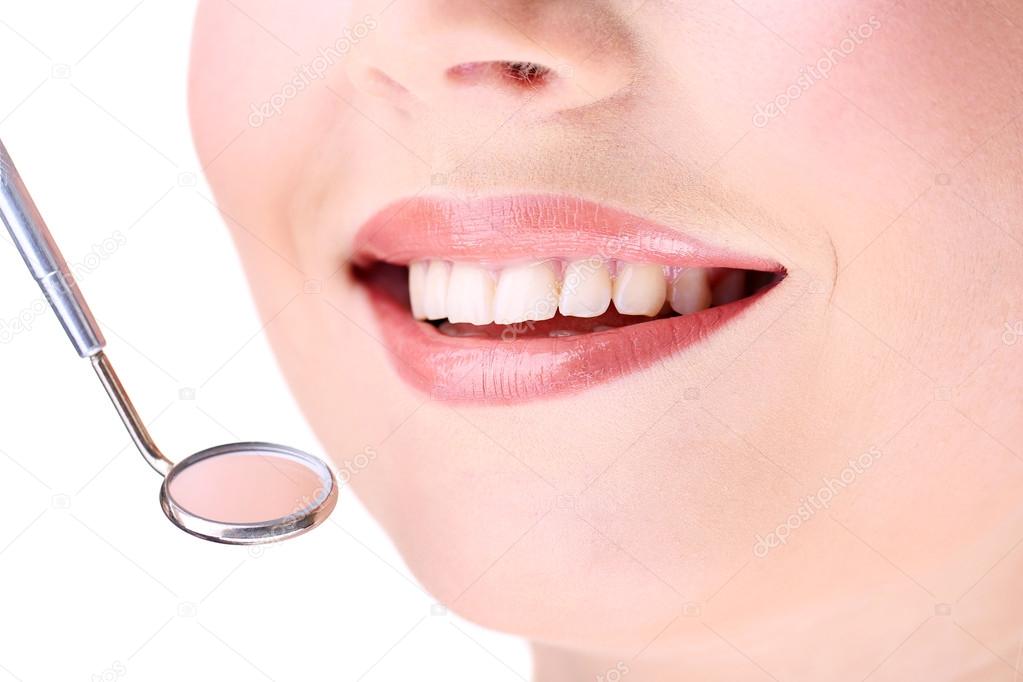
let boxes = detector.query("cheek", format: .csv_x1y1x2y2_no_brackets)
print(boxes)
189,0,362,210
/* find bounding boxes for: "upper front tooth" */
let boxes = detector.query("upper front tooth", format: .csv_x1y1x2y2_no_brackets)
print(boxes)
669,266,711,315
559,259,612,318
422,260,451,320
493,261,560,324
408,261,429,320
445,263,495,325
612,262,666,316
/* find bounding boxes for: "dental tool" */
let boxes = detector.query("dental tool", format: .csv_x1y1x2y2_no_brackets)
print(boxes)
0,139,337,545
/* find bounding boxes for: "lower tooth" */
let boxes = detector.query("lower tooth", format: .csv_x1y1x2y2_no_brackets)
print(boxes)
548,329,580,337
438,322,488,338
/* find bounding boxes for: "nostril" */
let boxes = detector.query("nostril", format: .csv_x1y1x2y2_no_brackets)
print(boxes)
346,0,635,112
447,60,555,90
501,61,552,87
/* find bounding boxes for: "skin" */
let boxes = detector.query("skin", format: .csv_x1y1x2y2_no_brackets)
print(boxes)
189,1,1023,679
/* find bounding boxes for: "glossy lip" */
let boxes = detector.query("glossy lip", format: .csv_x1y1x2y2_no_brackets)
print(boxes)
353,194,780,269
352,194,785,403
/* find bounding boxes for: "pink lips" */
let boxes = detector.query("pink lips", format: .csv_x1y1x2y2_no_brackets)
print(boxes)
353,194,783,403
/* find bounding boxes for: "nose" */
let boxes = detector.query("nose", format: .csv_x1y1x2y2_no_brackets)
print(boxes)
346,0,635,114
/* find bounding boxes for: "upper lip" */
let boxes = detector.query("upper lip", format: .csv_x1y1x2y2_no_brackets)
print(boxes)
351,193,786,403
352,193,783,270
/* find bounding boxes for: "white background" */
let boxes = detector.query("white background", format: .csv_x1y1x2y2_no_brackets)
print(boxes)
0,2,529,680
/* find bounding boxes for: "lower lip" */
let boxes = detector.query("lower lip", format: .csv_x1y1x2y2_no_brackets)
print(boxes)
362,281,772,403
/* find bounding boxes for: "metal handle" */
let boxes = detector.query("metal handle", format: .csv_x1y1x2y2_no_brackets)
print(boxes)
91,351,172,474
0,139,105,357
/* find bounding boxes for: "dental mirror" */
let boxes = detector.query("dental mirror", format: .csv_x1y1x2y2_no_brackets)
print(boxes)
0,139,337,545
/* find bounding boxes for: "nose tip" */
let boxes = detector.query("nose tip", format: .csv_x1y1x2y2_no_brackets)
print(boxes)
346,0,634,113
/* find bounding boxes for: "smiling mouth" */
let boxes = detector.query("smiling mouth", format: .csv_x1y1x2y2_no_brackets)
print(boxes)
352,194,785,403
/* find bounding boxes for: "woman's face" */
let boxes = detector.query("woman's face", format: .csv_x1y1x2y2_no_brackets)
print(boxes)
189,0,1023,665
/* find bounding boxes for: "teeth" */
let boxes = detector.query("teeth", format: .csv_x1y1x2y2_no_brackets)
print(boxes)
558,259,612,318
669,267,711,315
422,260,451,320
612,262,666,316
445,263,495,325
493,261,560,324
408,261,429,319
406,258,752,327
437,322,489,338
